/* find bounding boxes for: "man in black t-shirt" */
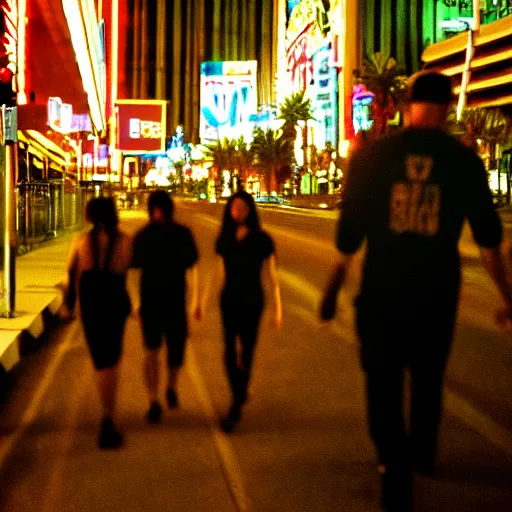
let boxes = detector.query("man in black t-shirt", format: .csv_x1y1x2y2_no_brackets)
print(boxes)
132,190,200,424
321,72,512,511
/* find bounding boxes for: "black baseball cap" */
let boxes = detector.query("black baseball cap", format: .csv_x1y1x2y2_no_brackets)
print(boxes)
406,71,453,104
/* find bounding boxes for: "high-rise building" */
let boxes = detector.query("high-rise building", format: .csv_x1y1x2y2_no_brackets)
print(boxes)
127,0,278,143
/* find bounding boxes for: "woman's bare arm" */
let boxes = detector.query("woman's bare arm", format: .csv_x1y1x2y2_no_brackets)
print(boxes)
264,254,282,329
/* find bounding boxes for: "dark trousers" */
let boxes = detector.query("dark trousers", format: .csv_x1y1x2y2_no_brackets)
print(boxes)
366,358,447,469
221,303,262,407
365,357,448,510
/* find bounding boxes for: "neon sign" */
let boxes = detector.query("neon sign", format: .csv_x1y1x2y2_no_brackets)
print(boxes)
0,0,26,103
62,0,106,131
285,0,341,147
129,119,162,139
48,97,73,133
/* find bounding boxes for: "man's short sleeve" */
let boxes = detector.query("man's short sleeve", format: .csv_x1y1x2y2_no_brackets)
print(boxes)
131,230,145,268
184,228,199,268
464,152,502,248
336,149,368,254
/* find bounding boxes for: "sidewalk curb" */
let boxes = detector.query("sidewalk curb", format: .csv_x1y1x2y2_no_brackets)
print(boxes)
0,293,64,375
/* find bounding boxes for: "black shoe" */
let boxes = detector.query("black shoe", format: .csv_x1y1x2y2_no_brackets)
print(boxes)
220,417,236,433
147,401,162,424
380,470,413,512
220,405,242,433
98,417,124,450
166,389,178,409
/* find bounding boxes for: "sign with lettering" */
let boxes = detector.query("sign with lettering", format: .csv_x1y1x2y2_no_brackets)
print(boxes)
115,100,167,153
200,61,258,142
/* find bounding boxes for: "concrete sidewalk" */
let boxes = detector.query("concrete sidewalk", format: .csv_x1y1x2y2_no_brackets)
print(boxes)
0,234,73,373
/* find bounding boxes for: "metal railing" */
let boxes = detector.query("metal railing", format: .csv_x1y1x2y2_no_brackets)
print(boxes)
15,182,89,253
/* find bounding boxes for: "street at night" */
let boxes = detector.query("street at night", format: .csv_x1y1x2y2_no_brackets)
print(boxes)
0,202,511,511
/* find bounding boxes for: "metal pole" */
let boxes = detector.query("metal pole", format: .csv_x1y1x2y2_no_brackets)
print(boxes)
2,143,16,317
456,30,474,121
457,1,481,120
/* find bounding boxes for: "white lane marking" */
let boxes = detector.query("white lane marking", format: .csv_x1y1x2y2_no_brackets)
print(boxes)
194,211,512,457
194,213,221,226
285,303,355,346
0,322,78,470
278,268,356,345
280,270,512,457
187,344,252,512
444,390,512,457
194,212,339,256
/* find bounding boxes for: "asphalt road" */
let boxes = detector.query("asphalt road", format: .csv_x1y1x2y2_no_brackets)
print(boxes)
0,201,511,511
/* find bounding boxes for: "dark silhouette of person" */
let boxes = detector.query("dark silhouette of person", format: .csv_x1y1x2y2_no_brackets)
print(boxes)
212,191,282,432
66,197,131,449
321,71,511,510
132,190,200,424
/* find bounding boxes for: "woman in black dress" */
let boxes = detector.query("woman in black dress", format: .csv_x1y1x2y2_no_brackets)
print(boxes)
66,197,131,449
215,191,282,432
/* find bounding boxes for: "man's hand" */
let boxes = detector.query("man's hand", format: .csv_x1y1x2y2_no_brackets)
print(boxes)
319,255,351,322
320,290,337,322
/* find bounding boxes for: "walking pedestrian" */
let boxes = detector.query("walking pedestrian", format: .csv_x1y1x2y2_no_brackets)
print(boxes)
320,71,512,511
213,191,282,433
66,197,131,449
132,190,200,424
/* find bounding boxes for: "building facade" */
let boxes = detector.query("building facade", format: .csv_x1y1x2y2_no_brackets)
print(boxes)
127,0,278,143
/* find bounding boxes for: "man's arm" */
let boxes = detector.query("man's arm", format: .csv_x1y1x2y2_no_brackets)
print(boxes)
126,268,142,316
320,148,367,321
320,252,354,321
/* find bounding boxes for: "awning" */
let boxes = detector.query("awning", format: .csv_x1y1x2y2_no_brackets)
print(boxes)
17,130,69,169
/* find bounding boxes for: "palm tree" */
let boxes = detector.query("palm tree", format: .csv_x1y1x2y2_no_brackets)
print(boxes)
251,127,295,194
277,91,315,172
354,52,408,136
232,136,253,187
448,106,512,203
204,138,233,193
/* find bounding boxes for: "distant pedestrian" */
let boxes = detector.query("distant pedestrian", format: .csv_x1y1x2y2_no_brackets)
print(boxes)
132,190,200,424
66,197,131,449
213,191,282,433
320,71,512,511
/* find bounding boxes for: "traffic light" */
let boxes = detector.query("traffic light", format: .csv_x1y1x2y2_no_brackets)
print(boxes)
0,66,15,107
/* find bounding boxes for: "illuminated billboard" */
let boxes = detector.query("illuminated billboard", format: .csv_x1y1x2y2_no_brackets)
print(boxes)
115,100,167,153
284,0,346,147
200,60,258,142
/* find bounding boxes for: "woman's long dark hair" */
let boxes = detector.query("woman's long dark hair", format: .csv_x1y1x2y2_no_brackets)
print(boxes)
86,197,120,268
217,191,260,245
86,197,119,240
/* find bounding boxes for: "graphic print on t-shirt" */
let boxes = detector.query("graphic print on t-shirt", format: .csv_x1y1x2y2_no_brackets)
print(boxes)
389,155,441,236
